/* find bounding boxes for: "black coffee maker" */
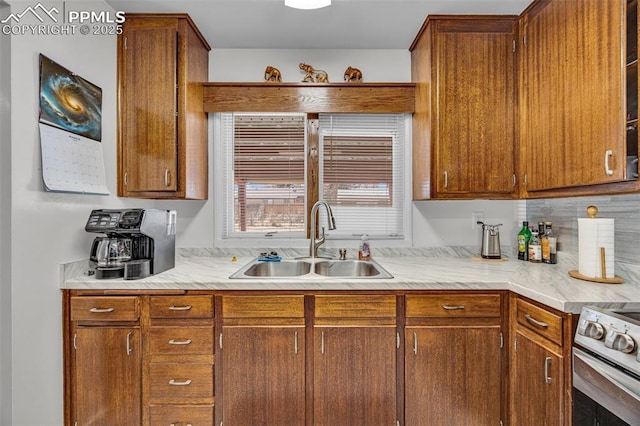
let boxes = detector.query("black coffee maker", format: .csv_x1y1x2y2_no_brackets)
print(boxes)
86,209,176,279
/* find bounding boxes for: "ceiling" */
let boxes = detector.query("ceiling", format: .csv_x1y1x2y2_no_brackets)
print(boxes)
105,0,533,49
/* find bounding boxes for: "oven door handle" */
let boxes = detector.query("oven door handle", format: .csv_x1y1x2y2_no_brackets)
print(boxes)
573,347,640,425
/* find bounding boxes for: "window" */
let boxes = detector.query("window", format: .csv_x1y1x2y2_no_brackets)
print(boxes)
319,114,406,239
216,112,409,243
230,114,306,235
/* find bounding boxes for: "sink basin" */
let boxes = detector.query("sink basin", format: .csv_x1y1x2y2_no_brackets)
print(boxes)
230,260,311,278
229,258,393,279
314,259,393,278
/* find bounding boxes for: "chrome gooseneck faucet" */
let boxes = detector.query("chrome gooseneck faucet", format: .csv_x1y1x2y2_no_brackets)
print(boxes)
309,200,336,258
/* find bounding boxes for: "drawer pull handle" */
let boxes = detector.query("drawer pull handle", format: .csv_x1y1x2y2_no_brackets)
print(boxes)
169,339,192,345
90,307,114,313
169,305,192,311
524,314,549,328
442,305,465,310
168,379,192,386
170,424,193,426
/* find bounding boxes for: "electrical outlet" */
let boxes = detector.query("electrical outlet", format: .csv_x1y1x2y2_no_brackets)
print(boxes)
472,211,484,229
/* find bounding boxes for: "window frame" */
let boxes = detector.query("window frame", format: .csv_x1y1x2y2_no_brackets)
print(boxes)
213,112,412,248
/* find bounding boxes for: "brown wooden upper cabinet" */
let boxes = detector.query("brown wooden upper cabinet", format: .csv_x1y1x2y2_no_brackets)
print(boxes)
411,16,518,200
117,14,210,199
519,0,638,198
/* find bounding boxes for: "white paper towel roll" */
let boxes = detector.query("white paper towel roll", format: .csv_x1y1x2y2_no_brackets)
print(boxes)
578,218,615,279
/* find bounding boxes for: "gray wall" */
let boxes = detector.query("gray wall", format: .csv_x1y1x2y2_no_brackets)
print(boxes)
527,194,640,264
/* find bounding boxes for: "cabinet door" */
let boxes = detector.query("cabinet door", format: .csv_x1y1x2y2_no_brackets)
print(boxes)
221,326,305,426
512,329,563,425
434,19,516,197
73,327,141,426
405,325,502,426
121,20,178,193
521,0,625,191
313,326,397,425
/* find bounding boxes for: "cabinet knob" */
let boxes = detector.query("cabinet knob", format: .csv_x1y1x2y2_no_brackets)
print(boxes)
577,319,605,340
604,330,635,353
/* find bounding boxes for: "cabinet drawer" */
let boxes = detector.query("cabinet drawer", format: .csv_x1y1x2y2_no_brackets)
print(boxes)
149,404,213,425
149,363,213,403
149,326,213,355
150,296,213,319
314,295,396,318
70,296,139,321
222,295,305,318
516,298,563,345
406,294,501,318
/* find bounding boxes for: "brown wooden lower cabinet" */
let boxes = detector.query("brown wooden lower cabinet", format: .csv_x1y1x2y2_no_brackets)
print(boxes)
63,290,573,426
221,326,306,425
219,295,306,426
511,329,564,425
405,294,503,426
510,295,573,426
73,326,142,426
313,325,398,425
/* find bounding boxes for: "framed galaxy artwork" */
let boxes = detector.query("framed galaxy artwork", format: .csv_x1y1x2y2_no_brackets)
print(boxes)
38,54,109,195
39,54,102,141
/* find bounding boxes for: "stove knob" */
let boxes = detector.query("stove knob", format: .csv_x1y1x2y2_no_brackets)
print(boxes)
604,330,636,354
577,320,605,340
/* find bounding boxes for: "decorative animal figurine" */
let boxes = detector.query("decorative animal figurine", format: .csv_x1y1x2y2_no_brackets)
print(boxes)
343,66,363,83
264,65,282,82
299,63,329,83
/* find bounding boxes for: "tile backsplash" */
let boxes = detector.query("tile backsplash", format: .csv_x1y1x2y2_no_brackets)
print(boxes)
527,194,640,264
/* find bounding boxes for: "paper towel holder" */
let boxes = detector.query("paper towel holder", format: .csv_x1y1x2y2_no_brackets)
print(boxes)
568,205,624,284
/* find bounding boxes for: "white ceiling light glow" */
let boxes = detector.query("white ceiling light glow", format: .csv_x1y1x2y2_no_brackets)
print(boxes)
285,0,331,10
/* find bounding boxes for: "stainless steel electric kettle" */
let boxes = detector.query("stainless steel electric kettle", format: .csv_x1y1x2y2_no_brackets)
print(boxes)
477,222,502,259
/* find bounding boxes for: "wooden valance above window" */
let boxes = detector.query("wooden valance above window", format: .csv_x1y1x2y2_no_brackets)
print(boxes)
202,82,416,113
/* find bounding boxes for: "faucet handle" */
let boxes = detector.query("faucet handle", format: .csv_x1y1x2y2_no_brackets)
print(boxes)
339,249,347,260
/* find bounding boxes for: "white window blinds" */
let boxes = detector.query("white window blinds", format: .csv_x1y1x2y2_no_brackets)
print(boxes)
319,114,406,239
218,112,408,242
223,113,306,237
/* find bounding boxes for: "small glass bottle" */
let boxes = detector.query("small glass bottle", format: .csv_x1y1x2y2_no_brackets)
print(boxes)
542,222,557,264
358,234,370,261
517,221,531,261
528,227,542,263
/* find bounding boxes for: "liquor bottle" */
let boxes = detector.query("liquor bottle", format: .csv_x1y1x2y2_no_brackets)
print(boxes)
528,227,542,263
542,222,557,264
517,221,531,261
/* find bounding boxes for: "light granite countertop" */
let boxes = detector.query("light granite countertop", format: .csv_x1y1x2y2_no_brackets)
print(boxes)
62,247,640,314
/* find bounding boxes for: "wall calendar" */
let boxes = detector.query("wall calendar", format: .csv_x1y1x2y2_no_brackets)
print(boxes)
38,54,109,195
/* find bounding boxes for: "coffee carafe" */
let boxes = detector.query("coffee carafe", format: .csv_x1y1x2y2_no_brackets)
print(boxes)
91,237,132,267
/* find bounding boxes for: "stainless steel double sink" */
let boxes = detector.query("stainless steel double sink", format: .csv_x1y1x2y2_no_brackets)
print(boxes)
229,258,393,279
